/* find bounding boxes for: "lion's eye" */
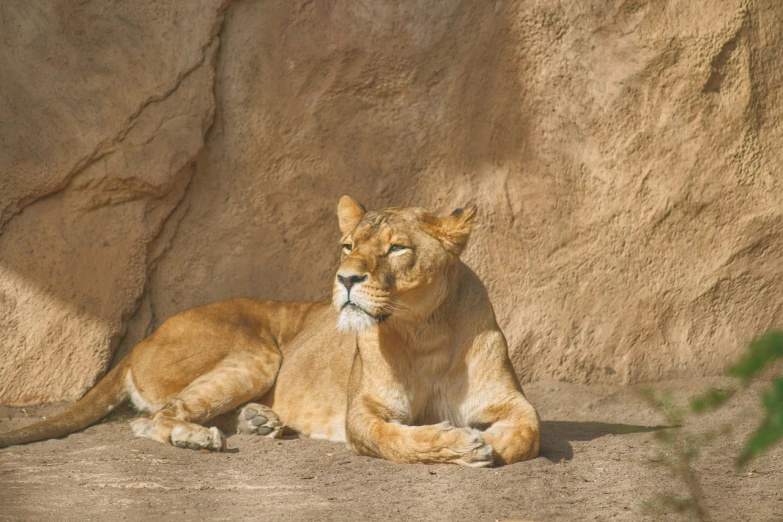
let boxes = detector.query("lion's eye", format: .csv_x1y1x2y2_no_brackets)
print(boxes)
341,244,353,254
388,244,407,253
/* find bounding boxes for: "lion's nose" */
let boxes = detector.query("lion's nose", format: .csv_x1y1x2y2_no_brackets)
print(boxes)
338,274,368,290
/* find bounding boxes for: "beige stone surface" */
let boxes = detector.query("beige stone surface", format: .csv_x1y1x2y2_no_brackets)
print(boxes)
1,0,782,404
0,1,229,403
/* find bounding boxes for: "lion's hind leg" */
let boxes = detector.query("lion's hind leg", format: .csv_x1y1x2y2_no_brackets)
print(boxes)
131,351,282,451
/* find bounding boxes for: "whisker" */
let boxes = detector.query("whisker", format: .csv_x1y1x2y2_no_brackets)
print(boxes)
385,300,415,314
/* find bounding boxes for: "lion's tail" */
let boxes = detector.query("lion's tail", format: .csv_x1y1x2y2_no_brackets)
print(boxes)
0,358,131,448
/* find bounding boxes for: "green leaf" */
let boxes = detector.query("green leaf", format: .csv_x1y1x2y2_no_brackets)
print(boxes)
684,440,700,463
729,331,783,382
654,429,674,444
689,388,735,414
737,377,783,467
658,495,699,514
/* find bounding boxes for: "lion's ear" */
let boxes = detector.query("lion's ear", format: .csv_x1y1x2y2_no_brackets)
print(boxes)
430,205,477,257
337,195,366,235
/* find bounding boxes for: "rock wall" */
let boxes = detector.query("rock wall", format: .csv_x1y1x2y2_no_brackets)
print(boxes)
1,0,782,404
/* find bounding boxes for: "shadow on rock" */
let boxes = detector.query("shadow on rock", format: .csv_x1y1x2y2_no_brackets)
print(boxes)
540,420,672,462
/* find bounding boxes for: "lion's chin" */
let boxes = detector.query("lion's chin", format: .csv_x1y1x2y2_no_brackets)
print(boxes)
336,304,380,333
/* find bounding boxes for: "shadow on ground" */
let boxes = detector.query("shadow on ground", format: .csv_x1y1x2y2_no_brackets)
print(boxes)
540,420,671,462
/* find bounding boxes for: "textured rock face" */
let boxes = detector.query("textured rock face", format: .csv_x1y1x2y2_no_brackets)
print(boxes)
1,0,781,404
0,1,229,403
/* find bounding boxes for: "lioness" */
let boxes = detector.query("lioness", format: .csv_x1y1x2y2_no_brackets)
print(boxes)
0,197,540,466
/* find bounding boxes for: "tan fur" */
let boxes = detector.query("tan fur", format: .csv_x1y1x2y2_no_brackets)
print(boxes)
0,197,540,467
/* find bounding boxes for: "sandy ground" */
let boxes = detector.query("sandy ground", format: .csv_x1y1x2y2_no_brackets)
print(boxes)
1,378,781,522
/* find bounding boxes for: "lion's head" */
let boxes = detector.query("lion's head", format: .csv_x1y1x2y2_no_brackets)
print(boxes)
332,196,476,333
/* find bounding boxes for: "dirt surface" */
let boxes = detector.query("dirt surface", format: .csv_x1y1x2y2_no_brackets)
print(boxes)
1,377,780,521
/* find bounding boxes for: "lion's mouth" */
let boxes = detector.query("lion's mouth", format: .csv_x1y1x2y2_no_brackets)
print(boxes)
342,302,389,323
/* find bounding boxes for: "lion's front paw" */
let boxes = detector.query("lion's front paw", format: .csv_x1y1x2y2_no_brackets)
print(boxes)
450,428,494,468
170,425,226,451
237,403,284,439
